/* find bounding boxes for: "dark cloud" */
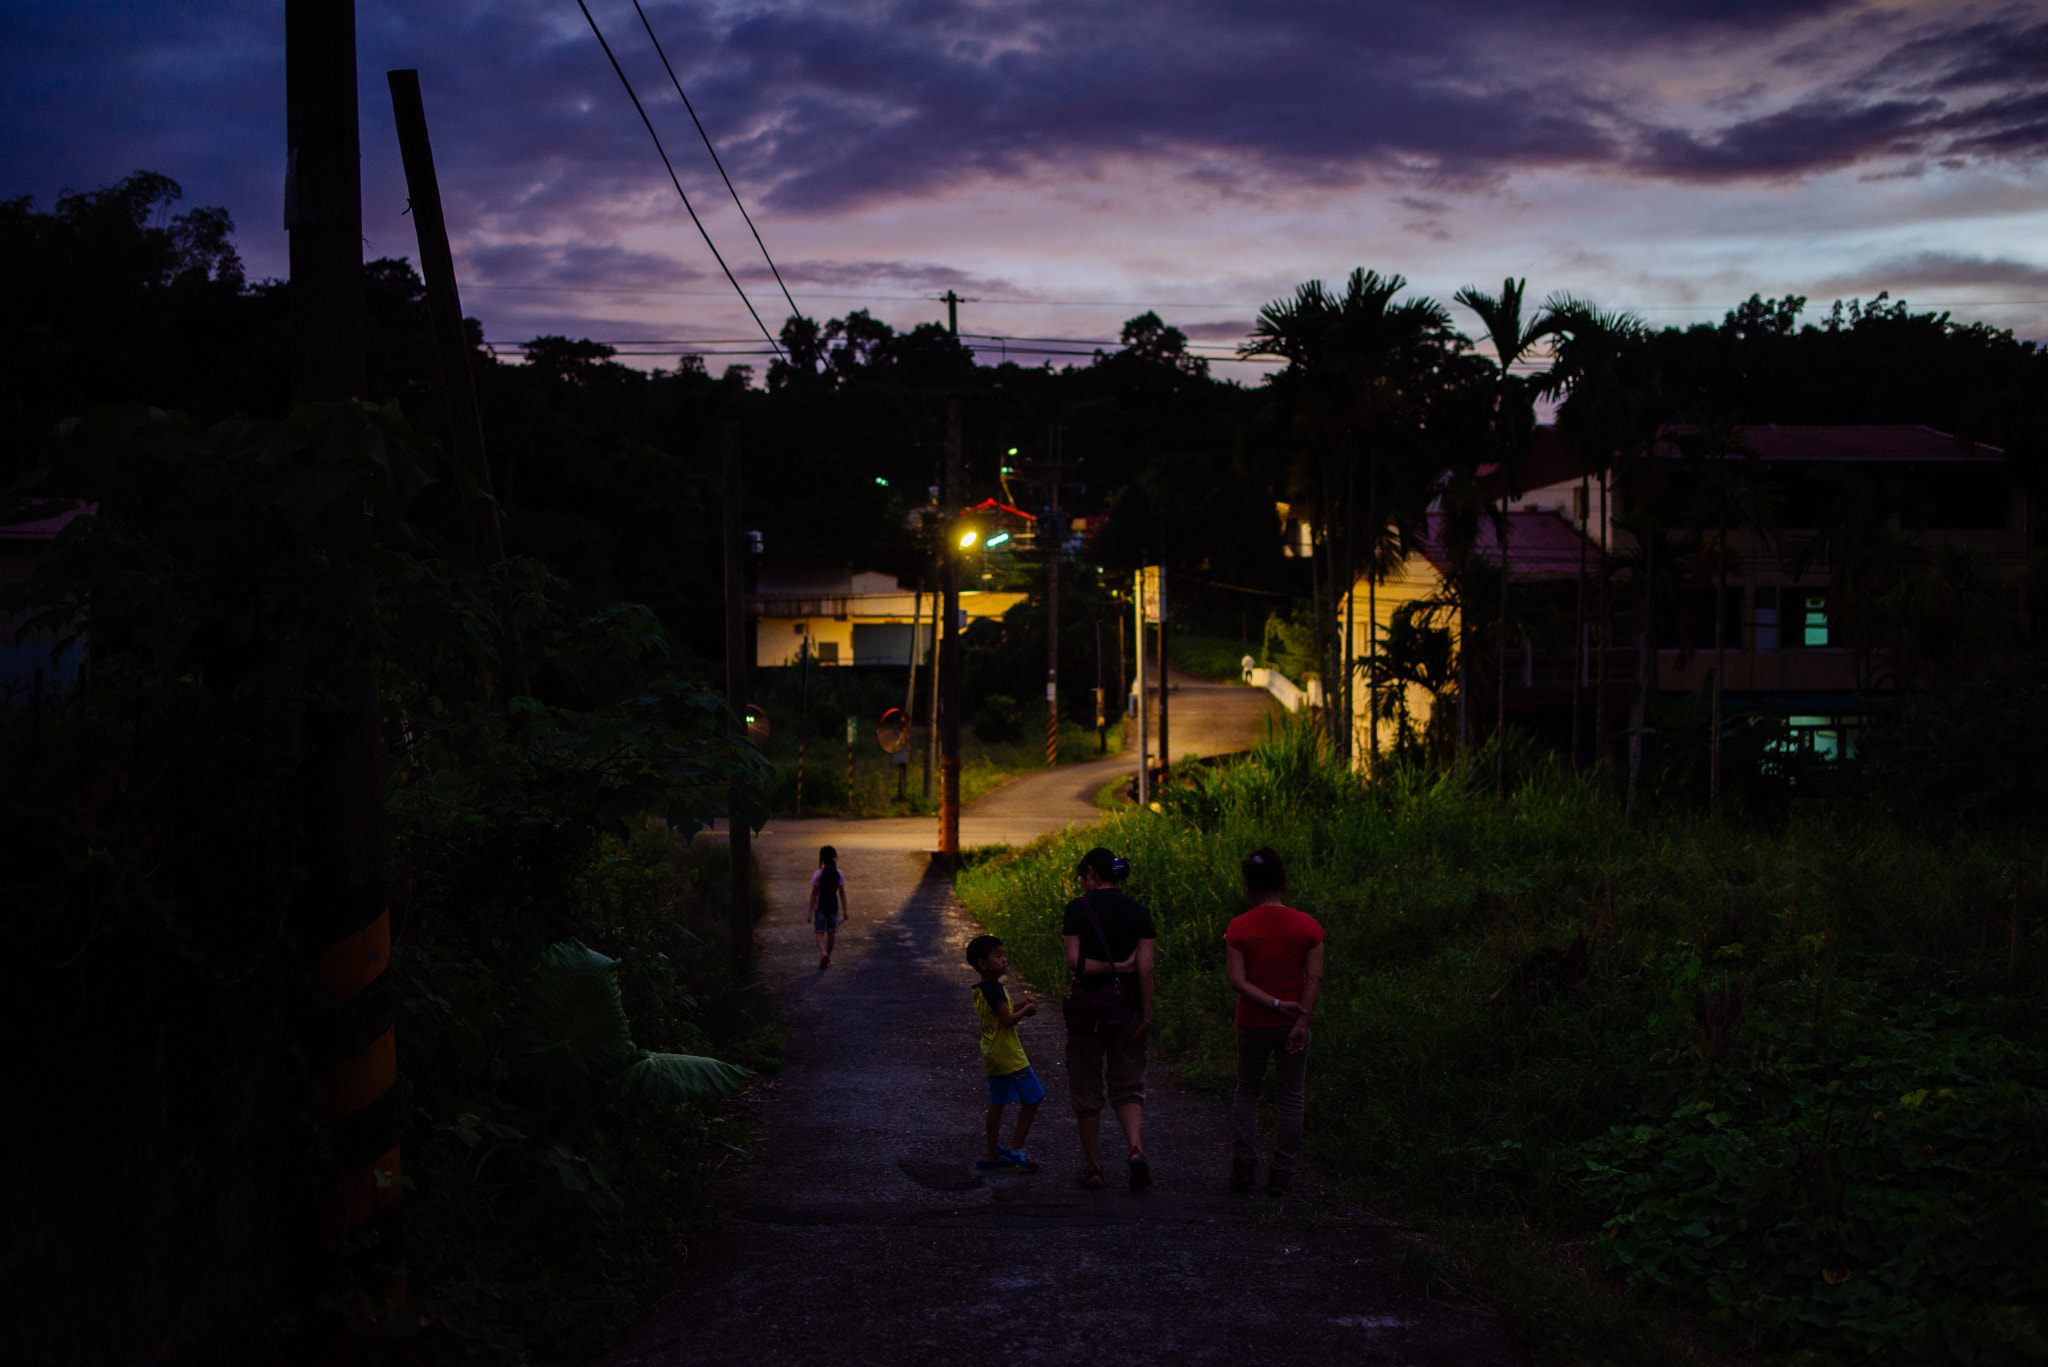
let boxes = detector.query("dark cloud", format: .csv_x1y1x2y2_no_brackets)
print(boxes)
1638,96,1943,180
5,0,2047,295
750,258,1017,295
1812,249,2048,297
1636,7,2048,182
465,241,707,289
1177,319,1255,342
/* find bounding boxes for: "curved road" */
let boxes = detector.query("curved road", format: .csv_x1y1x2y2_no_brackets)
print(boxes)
601,672,1519,1366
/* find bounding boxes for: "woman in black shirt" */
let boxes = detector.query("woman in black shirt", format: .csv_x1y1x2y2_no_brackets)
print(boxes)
1062,847,1156,1190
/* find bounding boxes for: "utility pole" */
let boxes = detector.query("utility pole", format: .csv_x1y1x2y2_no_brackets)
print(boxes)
1156,558,1169,783
722,424,752,973
925,555,940,802
940,289,966,335
385,70,502,567
289,0,400,1291
1094,617,1105,755
939,398,964,865
901,581,922,803
1041,425,1067,768
1134,572,1149,805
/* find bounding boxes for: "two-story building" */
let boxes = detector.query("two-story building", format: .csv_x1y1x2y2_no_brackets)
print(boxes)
1342,425,2028,763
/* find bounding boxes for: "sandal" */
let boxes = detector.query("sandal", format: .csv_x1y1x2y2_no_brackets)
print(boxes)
1128,1148,1153,1192
1077,1164,1105,1189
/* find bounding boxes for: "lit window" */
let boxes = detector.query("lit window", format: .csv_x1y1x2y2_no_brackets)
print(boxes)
1803,595,1830,647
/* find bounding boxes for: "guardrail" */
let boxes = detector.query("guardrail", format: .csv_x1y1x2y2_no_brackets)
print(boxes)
1244,665,1321,713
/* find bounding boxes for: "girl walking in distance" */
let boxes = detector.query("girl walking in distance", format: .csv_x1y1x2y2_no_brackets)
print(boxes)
809,845,848,970
1224,847,1323,1195
1061,847,1155,1191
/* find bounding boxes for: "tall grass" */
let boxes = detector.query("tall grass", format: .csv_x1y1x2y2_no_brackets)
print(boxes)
956,722,2048,1364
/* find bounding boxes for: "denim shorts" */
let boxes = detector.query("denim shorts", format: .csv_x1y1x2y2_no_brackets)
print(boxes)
986,1066,1046,1107
813,912,841,933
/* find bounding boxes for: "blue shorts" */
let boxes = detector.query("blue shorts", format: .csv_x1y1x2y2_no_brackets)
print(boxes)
986,1066,1046,1108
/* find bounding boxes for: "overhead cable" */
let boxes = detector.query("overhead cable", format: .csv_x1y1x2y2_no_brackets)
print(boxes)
572,0,783,358
627,0,802,325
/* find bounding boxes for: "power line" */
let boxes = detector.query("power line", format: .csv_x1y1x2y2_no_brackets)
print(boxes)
627,0,801,325
572,0,782,359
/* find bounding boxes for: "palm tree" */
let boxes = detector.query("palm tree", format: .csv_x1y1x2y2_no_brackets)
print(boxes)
1541,296,1649,771
1243,271,1456,769
1454,278,1559,797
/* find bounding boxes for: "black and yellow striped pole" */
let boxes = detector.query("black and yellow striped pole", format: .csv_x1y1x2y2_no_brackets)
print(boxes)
288,0,402,1312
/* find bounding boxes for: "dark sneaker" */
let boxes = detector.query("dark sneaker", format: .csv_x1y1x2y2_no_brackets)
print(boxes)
1230,1156,1256,1191
1266,1169,1292,1196
1128,1150,1152,1192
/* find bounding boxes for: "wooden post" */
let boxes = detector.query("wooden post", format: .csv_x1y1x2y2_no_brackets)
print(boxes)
1045,425,1062,769
722,424,752,973
901,583,922,803
289,0,401,1289
385,70,503,566
1135,572,1149,805
1156,561,1169,783
939,399,963,865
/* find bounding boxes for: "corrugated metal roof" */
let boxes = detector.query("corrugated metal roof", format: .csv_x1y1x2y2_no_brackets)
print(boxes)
1416,510,1600,579
1656,424,2003,462
0,502,93,541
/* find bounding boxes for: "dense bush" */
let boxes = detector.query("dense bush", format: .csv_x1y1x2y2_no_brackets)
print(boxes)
1,404,770,1364
956,724,2048,1364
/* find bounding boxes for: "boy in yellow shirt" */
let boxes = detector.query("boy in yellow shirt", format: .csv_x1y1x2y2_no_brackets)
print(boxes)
965,934,1043,1172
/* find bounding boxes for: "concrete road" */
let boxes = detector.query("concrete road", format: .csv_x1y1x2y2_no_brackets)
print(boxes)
602,673,1519,1366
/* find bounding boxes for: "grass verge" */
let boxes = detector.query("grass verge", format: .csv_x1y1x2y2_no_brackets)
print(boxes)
954,724,2048,1365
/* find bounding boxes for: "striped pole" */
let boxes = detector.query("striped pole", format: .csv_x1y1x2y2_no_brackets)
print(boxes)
288,0,402,1310
312,904,401,1244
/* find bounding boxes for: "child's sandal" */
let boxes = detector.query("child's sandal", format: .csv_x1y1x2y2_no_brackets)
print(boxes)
1077,1163,1105,1189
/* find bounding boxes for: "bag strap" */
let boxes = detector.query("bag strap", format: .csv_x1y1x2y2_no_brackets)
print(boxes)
1076,891,1122,987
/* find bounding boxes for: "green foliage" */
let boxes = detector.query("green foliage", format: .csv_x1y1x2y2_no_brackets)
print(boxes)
956,728,2048,1364
505,940,752,1121
1581,952,2048,1360
1166,632,1252,681
973,692,1024,743
391,831,775,1365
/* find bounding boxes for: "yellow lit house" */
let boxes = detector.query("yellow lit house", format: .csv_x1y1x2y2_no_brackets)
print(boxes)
749,562,1027,669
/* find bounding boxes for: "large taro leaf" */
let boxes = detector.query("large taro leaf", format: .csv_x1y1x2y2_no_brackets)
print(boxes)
504,941,638,1111
615,1051,753,1107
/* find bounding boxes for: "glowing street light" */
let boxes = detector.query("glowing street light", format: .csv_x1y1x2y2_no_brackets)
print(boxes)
958,528,978,549
985,531,1012,548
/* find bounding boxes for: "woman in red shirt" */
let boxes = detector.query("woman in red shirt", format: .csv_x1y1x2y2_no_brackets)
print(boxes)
1222,846,1324,1194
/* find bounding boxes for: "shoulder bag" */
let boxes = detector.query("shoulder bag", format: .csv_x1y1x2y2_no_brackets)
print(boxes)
1062,892,1137,1035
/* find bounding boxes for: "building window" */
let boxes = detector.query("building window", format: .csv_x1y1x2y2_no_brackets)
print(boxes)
1753,588,1778,652
1802,595,1830,647
1573,486,1588,522
793,621,807,635
817,641,840,665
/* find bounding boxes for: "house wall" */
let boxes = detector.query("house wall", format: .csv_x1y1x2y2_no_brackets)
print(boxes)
1340,553,1446,759
753,590,1027,668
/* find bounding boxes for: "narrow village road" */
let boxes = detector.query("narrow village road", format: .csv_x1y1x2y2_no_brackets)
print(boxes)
600,672,1520,1366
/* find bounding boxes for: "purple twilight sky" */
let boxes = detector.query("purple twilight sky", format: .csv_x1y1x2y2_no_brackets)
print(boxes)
8,0,2048,372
